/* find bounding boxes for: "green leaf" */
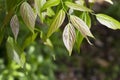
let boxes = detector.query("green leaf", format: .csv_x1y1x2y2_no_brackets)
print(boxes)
96,14,120,30
44,38,53,48
75,30,84,53
6,37,25,68
75,0,84,5
10,15,19,41
34,0,42,15
47,9,65,38
65,1,92,12
34,0,46,22
70,15,94,45
81,12,91,27
22,32,38,50
47,8,55,17
41,0,60,11
20,53,26,68
20,2,36,33
63,23,76,56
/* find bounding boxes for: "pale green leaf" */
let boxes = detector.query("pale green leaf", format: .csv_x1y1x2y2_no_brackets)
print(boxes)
75,0,84,5
47,9,65,38
20,2,36,33
47,8,55,17
75,12,91,52
104,0,113,4
22,32,38,50
63,23,76,56
10,15,19,41
70,15,94,44
34,0,46,22
6,37,25,68
44,38,53,48
96,14,120,30
34,0,41,16
65,1,92,12
41,0,60,11
20,53,26,68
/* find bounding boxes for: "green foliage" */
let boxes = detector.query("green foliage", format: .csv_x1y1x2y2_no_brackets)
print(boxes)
96,13,120,30
20,2,36,33
47,9,65,38
0,0,120,79
41,0,60,11
6,37,25,68
65,1,92,12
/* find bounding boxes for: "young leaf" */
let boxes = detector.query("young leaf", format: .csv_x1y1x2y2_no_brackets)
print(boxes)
41,0,60,11
63,23,76,55
47,9,65,38
10,15,19,41
6,37,25,68
65,1,92,12
20,2,36,33
34,0,41,16
76,12,91,52
34,0,46,22
96,14,120,30
70,15,94,44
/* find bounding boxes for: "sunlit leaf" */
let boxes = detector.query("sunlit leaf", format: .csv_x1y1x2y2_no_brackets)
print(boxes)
70,15,94,44
41,0,60,11
10,15,19,41
34,0,46,22
34,0,41,15
65,1,92,12
104,0,113,4
75,0,84,5
20,2,36,33
88,0,95,3
47,9,65,38
13,49,21,66
96,14,120,30
63,23,76,55
89,0,113,4
47,8,55,17
20,53,26,68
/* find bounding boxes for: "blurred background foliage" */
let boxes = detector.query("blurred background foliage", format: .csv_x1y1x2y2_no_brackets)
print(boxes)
0,0,120,80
